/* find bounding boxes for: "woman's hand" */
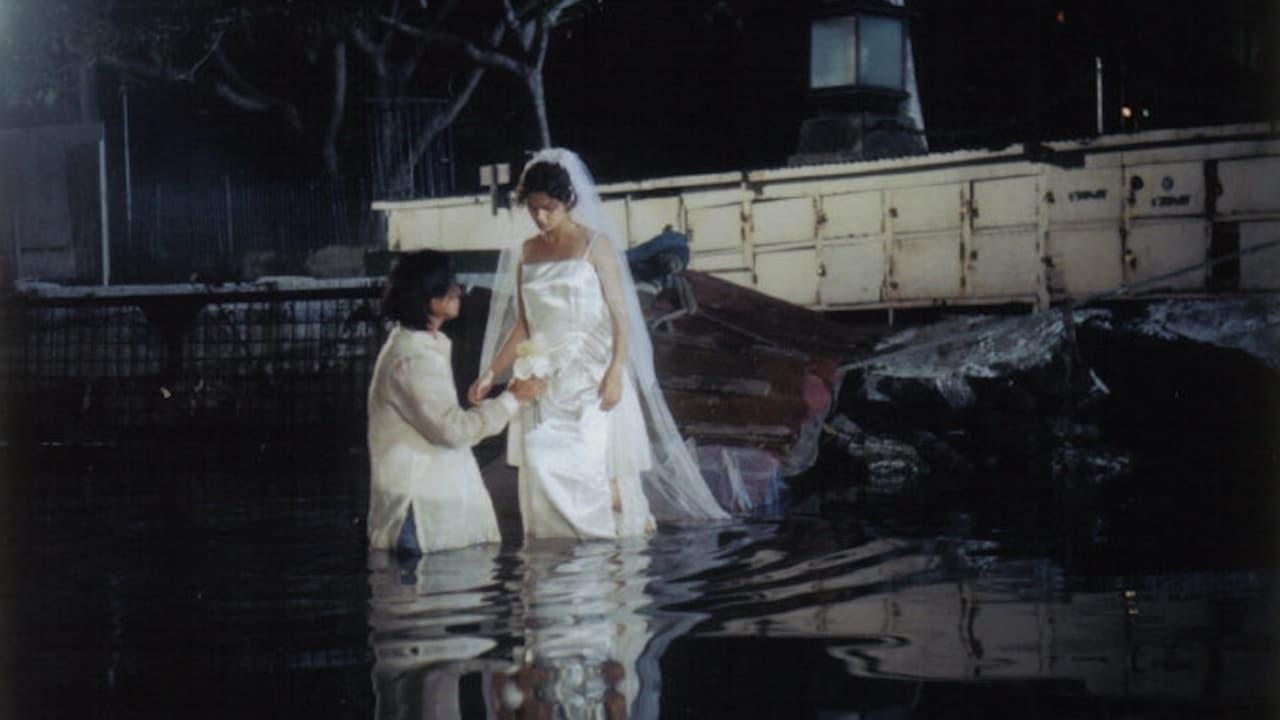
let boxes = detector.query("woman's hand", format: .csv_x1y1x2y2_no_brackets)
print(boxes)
468,369,495,405
508,376,546,404
598,363,623,411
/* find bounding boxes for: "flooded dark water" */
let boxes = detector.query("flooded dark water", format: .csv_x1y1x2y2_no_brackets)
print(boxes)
2,445,1276,720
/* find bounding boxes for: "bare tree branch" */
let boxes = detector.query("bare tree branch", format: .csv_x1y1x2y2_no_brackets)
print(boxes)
502,0,583,64
502,0,536,52
351,23,390,87
102,19,312,156
431,0,463,24
99,54,187,83
501,0,521,30
383,0,408,47
320,39,348,175
528,71,550,147
380,16,525,76
348,25,381,58
391,0,585,152
181,27,229,81
398,41,428,87
90,0,589,185
213,47,304,130
391,22,508,187
97,26,229,85
404,64,487,165
532,16,551,72
545,0,585,25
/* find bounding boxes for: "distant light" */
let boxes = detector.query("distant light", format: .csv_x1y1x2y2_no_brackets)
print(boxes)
1056,10,1066,23
1120,105,1133,119
1141,108,1151,119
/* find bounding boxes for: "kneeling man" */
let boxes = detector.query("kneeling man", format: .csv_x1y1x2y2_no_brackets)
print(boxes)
367,250,543,554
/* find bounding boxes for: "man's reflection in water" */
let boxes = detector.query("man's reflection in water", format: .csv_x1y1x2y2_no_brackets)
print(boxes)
367,527,743,720
368,545,510,720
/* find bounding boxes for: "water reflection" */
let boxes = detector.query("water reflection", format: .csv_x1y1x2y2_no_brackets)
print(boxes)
11,453,1274,718
368,545,507,719
369,529,1276,718
689,536,1276,706
498,540,653,719
367,525,774,720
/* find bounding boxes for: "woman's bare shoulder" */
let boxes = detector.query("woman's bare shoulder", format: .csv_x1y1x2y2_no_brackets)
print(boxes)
520,236,541,261
587,232,618,264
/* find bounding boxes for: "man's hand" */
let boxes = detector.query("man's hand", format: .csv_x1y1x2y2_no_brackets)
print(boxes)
508,376,546,404
467,369,494,405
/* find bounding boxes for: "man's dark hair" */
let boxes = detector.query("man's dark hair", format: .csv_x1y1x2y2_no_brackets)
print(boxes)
516,161,575,206
382,250,456,330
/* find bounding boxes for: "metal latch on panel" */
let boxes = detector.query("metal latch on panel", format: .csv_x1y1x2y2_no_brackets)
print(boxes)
480,163,511,216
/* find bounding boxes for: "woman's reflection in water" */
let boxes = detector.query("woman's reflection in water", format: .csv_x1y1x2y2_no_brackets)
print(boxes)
489,538,653,720
492,527,754,719
368,528,739,720
367,541,655,720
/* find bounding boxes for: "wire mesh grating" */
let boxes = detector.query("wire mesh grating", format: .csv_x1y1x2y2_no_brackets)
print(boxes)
1,286,388,452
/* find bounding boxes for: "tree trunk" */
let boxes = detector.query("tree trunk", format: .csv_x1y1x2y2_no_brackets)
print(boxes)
386,65,490,197
383,21,508,196
527,71,551,148
320,40,348,177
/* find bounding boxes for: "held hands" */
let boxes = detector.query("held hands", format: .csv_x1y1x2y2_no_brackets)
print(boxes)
508,376,547,405
475,360,619,408
598,363,623,411
467,369,495,405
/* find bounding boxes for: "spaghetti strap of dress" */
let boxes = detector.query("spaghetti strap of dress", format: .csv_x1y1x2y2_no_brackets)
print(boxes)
581,232,596,260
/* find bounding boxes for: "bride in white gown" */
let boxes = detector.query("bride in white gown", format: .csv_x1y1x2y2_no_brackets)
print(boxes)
469,148,727,539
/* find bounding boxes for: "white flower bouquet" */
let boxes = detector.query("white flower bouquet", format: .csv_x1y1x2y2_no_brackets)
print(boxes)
513,334,551,426
512,333,552,380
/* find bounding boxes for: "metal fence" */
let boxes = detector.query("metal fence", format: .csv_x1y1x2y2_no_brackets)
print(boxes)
0,284,387,452
114,175,378,284
366,97,456,201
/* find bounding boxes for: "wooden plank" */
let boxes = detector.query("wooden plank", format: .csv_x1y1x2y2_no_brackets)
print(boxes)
660,375,772,396
653,340,809,395
680,272,885,356
663,389,810,428
682,422,793,439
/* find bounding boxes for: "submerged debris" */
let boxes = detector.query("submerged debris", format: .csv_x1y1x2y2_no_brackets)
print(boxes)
824,415,927,494
815,295,1280,508
852,308,1109,409
1124,296,1280,369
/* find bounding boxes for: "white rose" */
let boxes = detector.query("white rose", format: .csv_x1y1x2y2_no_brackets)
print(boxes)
513,333,552,379
513,355,552,380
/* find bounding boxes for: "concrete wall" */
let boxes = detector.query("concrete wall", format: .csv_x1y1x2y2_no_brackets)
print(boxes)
0,124,106,289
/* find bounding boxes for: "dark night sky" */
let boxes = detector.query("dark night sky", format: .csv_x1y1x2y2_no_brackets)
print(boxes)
104,0,1279,189
457,0,1279,184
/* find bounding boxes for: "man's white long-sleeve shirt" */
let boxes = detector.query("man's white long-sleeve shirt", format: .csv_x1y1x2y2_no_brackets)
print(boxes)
366,325,518,551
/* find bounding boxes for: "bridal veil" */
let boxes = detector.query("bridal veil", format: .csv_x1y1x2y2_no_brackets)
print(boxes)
479,148,728,524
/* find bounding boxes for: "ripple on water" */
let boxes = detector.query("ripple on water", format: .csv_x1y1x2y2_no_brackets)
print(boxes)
8,467,1278,719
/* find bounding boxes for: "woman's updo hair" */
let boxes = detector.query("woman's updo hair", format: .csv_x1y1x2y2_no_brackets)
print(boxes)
382,250,456,330
516,161,575,207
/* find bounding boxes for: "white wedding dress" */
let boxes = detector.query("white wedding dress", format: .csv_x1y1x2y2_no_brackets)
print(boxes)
509,239,655,539
483,147,728,532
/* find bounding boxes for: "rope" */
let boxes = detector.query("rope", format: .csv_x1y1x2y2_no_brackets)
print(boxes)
1076,237,1280,307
